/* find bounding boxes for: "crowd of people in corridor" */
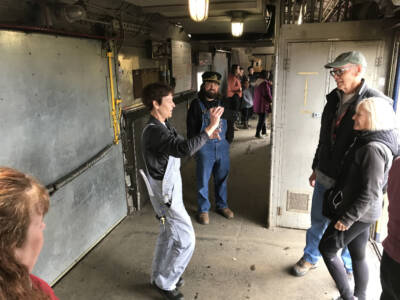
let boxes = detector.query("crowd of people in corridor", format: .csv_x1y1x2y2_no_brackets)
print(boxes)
0,51,399,300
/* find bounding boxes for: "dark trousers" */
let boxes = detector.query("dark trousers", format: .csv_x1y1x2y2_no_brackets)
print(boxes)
381,251,400,300
256,113,267,136
230,94,241,124
319,221,371,300
230,94,241,111
241,107,253,124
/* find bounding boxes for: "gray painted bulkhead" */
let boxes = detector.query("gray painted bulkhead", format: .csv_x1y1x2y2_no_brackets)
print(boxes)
269,20,395,228
0,30,127,283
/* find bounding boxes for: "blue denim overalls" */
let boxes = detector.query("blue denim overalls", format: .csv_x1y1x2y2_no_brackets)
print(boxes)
196,100,230,213
141,124,195,291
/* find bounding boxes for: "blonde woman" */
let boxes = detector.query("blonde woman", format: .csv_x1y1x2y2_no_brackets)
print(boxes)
0,167,58,300
319,97,398,300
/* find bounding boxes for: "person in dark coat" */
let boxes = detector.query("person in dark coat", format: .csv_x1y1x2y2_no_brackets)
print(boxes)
292,51,393,278
247,66,257,87
319,97,398,300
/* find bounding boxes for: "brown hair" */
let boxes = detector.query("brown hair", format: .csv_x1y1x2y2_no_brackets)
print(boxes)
141,82,174,111
0,167,50,300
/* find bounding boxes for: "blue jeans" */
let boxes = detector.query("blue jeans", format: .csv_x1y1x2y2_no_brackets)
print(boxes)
195,139,230,213
304,180,353,272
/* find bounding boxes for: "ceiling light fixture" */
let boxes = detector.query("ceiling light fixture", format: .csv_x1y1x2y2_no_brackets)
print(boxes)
231,21,243,37
231,11,245,37
188,0,209,22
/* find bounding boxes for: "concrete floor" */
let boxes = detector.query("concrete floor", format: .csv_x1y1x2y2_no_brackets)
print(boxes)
54,119,382,300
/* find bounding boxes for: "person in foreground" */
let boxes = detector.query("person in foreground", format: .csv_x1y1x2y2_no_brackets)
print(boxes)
380,156,400,300
319,97,398,300
293,51,392,277
0,167,59,300
141,82,223,300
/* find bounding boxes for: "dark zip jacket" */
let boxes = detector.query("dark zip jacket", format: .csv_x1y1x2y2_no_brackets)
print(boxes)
338,129,399,227
142,116,208,180
312,80,393,179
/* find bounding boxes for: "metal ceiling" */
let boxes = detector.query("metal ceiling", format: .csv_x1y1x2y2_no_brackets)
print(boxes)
125,0,272,35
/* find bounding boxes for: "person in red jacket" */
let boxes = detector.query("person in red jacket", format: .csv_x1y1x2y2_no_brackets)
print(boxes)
253,70,272,138
227,64,242,99
381,156,400,300
0,167,59,300
227,64,242,131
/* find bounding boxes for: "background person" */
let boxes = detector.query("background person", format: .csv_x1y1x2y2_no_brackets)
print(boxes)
239,67,247,87
141,82,223,300
227,64,242,131
380,156,400,300
0,167,59,300
253,70,272,138
248,66,257,87
292,51,392,277
187,71,234,225
319,97,398,300
241,79,253,129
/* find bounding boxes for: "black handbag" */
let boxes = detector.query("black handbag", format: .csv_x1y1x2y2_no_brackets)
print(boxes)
322,135,360,220
322,187,344,220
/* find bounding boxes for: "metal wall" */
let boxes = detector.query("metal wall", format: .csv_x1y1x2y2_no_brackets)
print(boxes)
0,30,127,283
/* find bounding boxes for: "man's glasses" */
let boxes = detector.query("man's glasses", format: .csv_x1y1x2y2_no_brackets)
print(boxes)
329,66,353,77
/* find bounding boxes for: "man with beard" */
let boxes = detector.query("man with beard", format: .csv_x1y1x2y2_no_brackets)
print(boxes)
187,71,234,225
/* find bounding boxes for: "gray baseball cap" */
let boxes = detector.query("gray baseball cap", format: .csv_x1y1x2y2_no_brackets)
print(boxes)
324,51,367,68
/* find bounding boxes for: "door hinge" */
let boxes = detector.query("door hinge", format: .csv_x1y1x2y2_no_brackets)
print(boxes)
375,57,383,67
277,206,282,216
284,58,290,71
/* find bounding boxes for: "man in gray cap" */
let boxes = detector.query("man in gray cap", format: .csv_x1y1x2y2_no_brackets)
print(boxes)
292,51,393,277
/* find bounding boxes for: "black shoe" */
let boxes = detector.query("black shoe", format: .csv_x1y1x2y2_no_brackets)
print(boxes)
176,277,184,288
152,283,184,300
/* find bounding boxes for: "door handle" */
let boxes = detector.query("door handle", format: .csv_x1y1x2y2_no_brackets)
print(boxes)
312,112,321,119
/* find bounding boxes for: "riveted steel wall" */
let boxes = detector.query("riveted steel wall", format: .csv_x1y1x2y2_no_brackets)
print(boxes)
0,30,127,283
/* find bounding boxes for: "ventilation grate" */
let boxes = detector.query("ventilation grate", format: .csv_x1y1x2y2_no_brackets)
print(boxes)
286,191,310,213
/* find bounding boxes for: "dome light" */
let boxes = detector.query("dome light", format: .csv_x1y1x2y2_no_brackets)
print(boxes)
231,21,244,37
188,0,209,22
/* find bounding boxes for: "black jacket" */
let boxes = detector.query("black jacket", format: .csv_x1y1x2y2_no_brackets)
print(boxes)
187,91,235,143
338,129,398,227
142,116,208,180
312,80,393,179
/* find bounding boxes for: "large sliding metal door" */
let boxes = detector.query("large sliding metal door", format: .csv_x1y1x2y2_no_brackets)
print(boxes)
276,40,383,229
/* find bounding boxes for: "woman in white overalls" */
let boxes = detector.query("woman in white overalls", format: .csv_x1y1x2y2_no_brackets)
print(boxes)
140,83,223,300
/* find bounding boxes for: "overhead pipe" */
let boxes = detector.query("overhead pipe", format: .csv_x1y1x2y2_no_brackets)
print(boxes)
318,0,324,22
310,0,316,23
0,23,113,40
344,0,350,20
